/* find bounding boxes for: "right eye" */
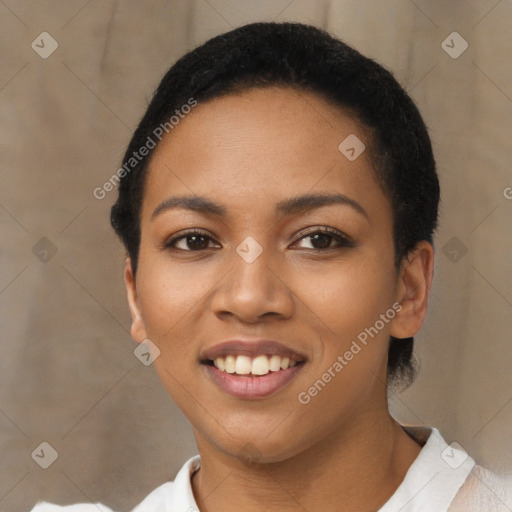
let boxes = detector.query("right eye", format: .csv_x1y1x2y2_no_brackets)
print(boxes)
164,229,220,252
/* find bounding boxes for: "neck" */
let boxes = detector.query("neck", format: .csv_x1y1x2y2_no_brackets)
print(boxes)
191,412,422,512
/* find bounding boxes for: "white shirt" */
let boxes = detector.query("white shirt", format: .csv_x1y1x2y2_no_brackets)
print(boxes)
30,426,511,511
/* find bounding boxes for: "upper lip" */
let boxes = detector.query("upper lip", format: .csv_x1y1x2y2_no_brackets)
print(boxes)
200,339,307,362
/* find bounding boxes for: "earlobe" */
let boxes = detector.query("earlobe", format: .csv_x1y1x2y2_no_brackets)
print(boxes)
124,257,147,343
390,241,434,339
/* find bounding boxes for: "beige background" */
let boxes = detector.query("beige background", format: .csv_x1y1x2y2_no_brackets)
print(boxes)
1,1,511,510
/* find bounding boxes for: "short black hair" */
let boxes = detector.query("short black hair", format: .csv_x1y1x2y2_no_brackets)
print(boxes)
111,21,440,389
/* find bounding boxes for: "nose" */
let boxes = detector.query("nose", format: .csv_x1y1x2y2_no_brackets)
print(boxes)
210,242,295,324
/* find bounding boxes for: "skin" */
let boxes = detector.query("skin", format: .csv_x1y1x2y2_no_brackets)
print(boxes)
124,86,434,511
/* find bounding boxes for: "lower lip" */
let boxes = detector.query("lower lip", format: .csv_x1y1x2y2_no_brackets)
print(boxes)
203,363,304,399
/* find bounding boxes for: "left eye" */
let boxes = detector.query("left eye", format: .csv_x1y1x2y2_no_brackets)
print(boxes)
293,228,353,250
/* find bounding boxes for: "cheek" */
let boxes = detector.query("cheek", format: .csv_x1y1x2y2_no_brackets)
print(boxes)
292,256,397,343
136,255,215,343
292,261,396,417
135,261,209,403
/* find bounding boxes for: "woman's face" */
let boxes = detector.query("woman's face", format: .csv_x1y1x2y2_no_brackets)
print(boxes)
126,86,409,462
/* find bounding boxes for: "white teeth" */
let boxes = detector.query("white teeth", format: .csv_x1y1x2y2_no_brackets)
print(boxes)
216,357,226,371
235,355,252,375
212,354,300,375
269,355,281,372
225,355,236,373
251,355,270,375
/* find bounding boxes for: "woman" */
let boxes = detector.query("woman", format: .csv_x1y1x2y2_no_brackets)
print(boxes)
31,21,509,512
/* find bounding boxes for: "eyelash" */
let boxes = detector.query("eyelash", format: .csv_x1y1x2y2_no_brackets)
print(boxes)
163,227,354,252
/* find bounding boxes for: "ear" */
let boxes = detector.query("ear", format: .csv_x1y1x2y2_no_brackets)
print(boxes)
124,257,147,343
390,240,435,338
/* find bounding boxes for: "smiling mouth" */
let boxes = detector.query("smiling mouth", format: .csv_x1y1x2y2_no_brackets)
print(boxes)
202,354,305,376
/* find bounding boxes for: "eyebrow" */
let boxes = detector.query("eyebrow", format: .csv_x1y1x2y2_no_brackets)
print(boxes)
151,192,369,221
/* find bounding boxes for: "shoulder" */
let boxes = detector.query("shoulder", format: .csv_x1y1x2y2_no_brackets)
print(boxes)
29,483,178,512
30,503,114,511
30,483,178,512
449,464,512,511
29,456,201,512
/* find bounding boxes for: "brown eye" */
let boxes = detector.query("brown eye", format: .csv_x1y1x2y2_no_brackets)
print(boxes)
294,227,354,251
308,232,335,250
164,230,218,251
180,234,210,250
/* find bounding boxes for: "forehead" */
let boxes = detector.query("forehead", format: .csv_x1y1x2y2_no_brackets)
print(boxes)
142,86,390,223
